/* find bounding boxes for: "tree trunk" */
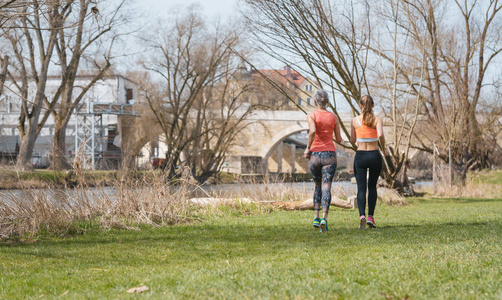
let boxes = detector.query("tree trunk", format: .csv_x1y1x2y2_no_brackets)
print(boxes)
14,8,59,170
16,82,53,170
16,121,38,170
50,120,71,170
0,56,8,97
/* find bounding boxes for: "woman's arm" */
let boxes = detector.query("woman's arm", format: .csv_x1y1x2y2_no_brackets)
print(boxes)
334,115,342,144
349,117,356,144
376,118,388,154
304,113,316,159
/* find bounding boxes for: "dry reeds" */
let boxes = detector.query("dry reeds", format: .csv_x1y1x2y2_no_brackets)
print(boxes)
427,182,502,198
236,182,311,202
0,171,197,240
0,169,285,241
415,169,502,198
377,188,407,206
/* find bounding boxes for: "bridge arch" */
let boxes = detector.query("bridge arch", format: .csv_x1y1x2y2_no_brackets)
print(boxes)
259,121,309,169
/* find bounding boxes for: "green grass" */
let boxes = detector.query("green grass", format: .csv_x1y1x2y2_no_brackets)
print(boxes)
1,198,502,299
19,169,70,182
0,169,166,189
468,169,502,185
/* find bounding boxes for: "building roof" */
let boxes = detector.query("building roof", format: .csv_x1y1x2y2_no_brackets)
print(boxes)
250,66,308,88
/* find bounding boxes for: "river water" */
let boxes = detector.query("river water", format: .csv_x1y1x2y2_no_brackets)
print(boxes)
0,181,432,200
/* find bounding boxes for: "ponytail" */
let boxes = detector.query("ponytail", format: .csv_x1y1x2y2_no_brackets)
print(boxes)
360,95,376,129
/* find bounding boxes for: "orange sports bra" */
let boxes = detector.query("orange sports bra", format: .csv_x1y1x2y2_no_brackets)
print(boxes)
355,116,378,142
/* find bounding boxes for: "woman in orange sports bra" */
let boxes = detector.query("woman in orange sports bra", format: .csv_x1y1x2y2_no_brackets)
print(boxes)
304,90,342,232
350,95,387,230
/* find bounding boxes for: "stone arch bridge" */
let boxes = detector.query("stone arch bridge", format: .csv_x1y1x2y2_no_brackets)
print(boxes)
225,110,355,174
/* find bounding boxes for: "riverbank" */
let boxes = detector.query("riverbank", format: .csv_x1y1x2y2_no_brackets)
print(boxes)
0,168,355,190
0,168,117,189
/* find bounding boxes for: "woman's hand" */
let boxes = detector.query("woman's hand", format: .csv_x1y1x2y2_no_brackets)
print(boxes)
304,149,311,159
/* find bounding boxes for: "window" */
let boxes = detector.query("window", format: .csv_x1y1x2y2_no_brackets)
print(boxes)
307,97,311,105
126,88,133,101
297,97,302,106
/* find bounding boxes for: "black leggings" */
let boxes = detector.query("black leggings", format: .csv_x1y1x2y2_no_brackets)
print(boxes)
354,150,382,217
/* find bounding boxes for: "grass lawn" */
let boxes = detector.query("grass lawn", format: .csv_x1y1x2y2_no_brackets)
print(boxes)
469,169,502,185
1,197,501,299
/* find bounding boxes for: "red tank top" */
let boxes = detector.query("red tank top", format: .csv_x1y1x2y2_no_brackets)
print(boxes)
310,111,336,152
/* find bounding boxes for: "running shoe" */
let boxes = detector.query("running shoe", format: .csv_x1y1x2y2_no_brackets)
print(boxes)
313,218,321,228
320,218,328,232
359,215,366,230
367,216,377,228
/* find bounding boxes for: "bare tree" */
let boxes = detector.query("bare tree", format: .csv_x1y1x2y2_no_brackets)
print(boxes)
183,61,261,183
383,0,502,183
365,0,428,194
0,0,22,29
1,1,38,98
243,0,502,190
242,0,421,192
119,71,164,169
139,7,260,182
1,0,128,170
2,1,68,170
49,0,127,170
242,0,371,112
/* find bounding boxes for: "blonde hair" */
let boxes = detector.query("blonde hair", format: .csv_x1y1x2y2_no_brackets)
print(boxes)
360,95,376,129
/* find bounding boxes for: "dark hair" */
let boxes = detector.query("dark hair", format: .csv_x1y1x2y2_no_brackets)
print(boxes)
360,95,376,129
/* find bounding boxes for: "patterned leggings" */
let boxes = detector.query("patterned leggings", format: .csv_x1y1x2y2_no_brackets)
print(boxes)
309,151,337,212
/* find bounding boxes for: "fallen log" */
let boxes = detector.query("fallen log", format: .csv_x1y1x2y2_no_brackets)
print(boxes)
190,197,251,205
269,197,353,210
189,197,353,210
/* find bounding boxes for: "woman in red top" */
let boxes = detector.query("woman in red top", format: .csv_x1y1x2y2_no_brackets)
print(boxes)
304,90,342,232
350,95,387,230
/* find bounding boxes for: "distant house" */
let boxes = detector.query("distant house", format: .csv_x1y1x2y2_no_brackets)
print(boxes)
233,65,321,110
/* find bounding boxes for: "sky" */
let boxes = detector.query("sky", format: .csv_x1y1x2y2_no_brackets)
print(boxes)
143,0,239,19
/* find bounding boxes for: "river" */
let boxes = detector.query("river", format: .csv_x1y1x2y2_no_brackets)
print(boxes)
0,181,433,200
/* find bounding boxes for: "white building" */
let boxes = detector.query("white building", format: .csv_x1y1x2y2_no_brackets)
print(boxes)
0,74,138,168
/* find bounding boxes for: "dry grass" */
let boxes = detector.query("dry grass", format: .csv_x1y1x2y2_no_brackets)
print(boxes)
0,169,283,241
235,182,311,202
377,188,407,206
0,166,117,189
431,182,502,198
0,171,198,240
416,169,502,198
